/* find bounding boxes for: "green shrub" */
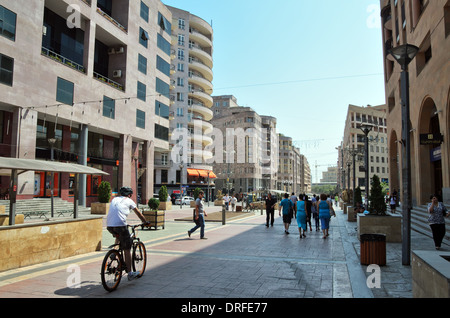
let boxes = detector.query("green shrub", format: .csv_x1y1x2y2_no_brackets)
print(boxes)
148,198,160,211
158,186,168,202
98,181,111,203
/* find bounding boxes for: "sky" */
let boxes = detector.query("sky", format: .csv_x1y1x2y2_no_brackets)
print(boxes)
162,0,387,183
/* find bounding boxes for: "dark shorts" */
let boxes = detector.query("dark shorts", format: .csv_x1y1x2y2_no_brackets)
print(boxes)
282,214,291,224
107,226,132,250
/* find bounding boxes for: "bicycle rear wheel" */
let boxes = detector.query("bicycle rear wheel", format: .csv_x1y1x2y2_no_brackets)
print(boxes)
101,249,123,292
132,241,147,277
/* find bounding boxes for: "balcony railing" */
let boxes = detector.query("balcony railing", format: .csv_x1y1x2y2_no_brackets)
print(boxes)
96,7,127,33
41,47,86,73
93,72,124,91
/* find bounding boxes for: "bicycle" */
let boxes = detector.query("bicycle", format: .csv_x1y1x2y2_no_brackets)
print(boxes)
101,223,147,292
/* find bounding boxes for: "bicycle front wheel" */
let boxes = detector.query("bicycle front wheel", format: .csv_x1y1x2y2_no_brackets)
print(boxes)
132,241,147,277
101,249,123,292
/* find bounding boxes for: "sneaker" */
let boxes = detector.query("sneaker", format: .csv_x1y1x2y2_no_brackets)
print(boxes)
187,231,191,238
128,271,140,281
200,237,208,240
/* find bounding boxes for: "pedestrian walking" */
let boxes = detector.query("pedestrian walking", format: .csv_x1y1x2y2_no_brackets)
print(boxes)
305,195,313,231
230,194,237,212
224,194,230,211
334,194,339,207
427,194,449,250
279,193,293,234
265,193,277,227
389,195,396,213
290,192,298,221
188,190,208,239
296,195,307,238
311,195,320,231
317,193,333,239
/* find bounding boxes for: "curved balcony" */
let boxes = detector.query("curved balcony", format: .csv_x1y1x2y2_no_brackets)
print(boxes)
189,46,213,69
189,30,213,51
188,119,213,134
189,90,213,108
189,72,213,93
189,15,213,38
381,5,392,30
190,104,213,121
189,60,213,82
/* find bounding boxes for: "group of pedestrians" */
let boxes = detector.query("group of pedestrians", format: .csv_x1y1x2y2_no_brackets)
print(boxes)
273,192,336,239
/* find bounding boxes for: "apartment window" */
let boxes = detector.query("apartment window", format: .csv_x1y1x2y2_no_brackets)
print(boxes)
155,101,169,119
137,81,146,101
158,12,171,35
155,78,169,98
177,93,184,102
176,107,183,116
0,54,14,86
178,18,185,30
178,34,185,46
178,49,185,60
177,77,184,86
155,124,169,141
177,63,184,72
136,109,145,129
140,1,149,22
157,34,170,56
156,55,170,76
139,27,149,48
0,5,16,41
138,54,147,74
103,96,115,119
56,77,74,105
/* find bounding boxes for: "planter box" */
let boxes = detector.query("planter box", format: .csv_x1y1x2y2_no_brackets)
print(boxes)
91,202,110,215
347,206,357,222
357,212,402,243
159,201,172,211
412,250,450,298
0,214,24,226
143,210,165,230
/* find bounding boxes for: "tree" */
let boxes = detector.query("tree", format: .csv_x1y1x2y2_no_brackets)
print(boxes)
354,187,363,205
193,187,201,200
369,175,387,215
158,185,168,202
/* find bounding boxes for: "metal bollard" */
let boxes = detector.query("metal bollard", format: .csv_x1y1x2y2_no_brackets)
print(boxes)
222,204,226,225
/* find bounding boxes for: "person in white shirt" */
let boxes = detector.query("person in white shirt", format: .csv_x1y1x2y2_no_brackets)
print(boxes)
231,195,237,211
106,187,148,281
224,194,230,210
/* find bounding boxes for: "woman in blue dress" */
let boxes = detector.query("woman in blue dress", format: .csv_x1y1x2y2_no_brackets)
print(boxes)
296,196,307,238
317,193,332,238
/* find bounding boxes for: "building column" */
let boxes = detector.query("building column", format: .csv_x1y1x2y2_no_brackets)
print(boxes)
78,124,88,206
141,140,154,205
119,134,132,195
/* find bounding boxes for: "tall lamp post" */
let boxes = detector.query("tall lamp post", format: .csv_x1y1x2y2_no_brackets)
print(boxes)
360,123,373,210
388,43,419,266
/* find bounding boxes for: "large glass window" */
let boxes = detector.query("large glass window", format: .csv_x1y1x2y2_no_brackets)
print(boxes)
103,96,115,119
156,55,170,76
139,27,149,48
0,5,16,41
155,78,169,98
136,109,145,129
138,54,147,74
140,1,149,22
56,77,74,105
137,81,146,101
155,101,170,119
157,34,170,56
0,54,13,86
157,12,171,35
155,124,169,141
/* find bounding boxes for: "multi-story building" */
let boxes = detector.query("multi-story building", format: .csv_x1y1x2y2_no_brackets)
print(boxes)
338,104,389,194
0,0,172,205
210,95,278,195
321,166,338,184
155,6,215,197
380,0,450,205
277,134,311,195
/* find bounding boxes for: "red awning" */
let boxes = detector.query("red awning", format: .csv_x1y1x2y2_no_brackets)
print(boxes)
197,169,209,177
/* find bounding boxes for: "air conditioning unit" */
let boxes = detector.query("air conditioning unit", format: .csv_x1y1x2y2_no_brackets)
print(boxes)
116,47,125,54
113,70,122,78
108,48,116,55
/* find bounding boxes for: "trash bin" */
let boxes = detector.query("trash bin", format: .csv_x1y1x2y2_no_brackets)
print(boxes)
360,234,386,266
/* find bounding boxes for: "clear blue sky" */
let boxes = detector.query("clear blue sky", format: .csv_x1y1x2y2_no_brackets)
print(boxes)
162,0,387,182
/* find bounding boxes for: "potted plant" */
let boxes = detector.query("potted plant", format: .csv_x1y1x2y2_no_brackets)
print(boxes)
91,181,111,215
145,198,165,230
214,190,224,206
357,175,401,242
158,186,172,211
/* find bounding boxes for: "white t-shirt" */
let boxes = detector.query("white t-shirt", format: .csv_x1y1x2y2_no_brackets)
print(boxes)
106,196,137,227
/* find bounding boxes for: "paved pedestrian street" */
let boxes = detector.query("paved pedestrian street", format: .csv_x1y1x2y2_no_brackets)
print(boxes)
0,204,445,307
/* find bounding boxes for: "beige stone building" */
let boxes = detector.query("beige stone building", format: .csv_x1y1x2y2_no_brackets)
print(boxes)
158,6,215,198
338,104,389,193
0,0,172,205
380,0,450,205
210,95,278,194
277,134,311,194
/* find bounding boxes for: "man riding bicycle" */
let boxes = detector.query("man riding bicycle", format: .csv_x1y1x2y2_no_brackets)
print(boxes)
106,187,148,281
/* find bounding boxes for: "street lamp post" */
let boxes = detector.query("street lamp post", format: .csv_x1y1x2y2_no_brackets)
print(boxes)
360,123,373,210
389,43,419,266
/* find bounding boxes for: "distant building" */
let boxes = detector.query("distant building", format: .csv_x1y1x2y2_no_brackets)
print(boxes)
321,167,338,184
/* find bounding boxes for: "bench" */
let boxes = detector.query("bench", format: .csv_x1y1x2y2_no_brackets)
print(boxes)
57,209,73,217
23,210,48,219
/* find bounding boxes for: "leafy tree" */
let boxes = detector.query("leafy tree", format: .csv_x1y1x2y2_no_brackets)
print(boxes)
193,187,201,200
158,185,168,202
369,175,386,215
354,187,362,205
98,181,111,203
148,198,160,211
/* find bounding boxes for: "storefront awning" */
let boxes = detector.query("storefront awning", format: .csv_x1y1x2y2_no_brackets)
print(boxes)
187,168,199,176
